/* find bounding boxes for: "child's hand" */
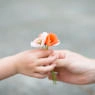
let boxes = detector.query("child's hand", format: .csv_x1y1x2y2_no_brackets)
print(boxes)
0,49,56,80
15,49,56,78
49,50,95,84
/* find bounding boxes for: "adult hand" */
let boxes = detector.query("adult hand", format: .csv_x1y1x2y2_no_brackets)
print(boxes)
49,50,95,85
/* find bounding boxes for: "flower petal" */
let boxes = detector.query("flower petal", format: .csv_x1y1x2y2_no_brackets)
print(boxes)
30,32,48,48
30,41,41,48
45,33,60,46
40,32,48,47
52,41,60,46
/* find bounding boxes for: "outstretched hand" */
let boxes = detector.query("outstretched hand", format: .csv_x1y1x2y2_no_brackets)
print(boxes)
49,50,95,85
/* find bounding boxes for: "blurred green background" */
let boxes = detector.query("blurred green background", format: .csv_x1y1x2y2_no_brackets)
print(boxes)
0,0,95,95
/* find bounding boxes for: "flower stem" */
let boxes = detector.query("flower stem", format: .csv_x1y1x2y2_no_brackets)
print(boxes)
45,45,48,50
51,71,56,84
45,45,56,84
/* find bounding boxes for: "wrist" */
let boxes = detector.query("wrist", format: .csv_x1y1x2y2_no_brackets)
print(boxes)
0,55,17,80
5,55,18,75
10,55,18,75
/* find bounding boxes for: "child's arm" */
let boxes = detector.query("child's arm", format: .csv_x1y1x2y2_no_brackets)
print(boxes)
0,56,17,80
0,49,56,80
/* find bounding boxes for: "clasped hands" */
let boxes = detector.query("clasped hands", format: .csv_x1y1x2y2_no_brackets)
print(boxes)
16,49,95,85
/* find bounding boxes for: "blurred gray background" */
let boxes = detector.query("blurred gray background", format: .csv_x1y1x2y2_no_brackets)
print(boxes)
0,0,95,95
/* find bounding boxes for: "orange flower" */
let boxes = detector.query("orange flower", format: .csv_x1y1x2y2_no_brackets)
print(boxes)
45,33,60,46
31,32,60,48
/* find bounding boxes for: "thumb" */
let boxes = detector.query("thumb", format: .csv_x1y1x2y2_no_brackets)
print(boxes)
53,59,68,68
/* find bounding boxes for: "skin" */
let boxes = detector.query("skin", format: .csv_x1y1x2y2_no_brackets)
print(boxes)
0,49,57,80
49,50,95,85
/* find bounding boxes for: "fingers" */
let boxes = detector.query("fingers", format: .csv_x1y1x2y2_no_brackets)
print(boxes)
37,56,57,66
32,73,48,79
50,50,65,59
35,64,56,74
35,49,53,58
